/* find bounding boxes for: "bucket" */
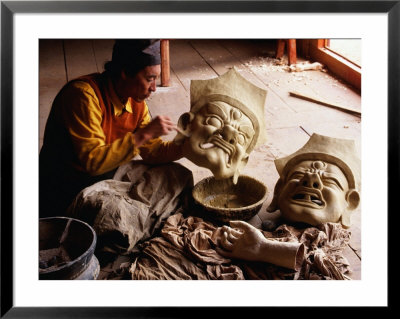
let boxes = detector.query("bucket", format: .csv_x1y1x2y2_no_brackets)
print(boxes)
39,217,99,280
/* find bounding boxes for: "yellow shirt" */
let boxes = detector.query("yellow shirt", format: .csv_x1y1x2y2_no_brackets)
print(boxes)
45,75,182,176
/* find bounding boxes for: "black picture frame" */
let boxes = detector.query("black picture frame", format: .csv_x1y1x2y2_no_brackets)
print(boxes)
1,1,396,317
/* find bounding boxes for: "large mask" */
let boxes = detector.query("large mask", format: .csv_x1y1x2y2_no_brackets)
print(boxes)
174,68,267,184
267,134,361,228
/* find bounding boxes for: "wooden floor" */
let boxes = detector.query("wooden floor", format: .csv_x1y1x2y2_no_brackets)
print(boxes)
39,39,362,279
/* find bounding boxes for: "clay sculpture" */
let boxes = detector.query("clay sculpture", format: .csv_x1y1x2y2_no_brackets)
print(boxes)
174,67,267,184
267,133,361,228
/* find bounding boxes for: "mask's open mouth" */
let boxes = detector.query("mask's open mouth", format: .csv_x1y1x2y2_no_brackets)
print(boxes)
290,188,325,208
200,135,235,167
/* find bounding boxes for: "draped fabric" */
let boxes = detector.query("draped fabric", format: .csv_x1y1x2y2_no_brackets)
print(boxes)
129,213,352,280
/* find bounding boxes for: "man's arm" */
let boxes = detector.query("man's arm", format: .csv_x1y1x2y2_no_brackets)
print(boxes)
60,82,179,175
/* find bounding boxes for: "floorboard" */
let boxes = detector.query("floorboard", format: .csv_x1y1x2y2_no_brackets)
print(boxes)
64,39,99,80
39,39,362,280
39,39,67,149
92,39,114,73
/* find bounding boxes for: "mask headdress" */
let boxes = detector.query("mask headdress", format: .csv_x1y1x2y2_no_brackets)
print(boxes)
188,67,268,153
275,133,360,190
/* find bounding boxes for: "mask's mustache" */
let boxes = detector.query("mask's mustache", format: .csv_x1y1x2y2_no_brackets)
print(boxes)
199,135,236,167
209,135,235,157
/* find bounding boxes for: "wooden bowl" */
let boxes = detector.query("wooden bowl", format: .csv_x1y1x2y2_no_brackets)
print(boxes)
192,175,269,223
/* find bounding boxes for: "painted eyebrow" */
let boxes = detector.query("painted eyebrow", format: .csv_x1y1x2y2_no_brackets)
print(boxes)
205,103,227,119
322,173,344,190
239,125,255,138
288,170,305,179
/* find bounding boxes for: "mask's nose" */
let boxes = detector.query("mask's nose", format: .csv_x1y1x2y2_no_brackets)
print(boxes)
300,172,323,189
220,125,237,145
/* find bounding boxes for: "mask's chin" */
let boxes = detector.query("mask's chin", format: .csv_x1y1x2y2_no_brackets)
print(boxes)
199,142,233,168
201,135,235,166
184,137,245,183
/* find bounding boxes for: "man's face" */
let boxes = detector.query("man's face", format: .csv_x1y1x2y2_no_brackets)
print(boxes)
277,160,351,226
182,101,255,181
119,65,161,102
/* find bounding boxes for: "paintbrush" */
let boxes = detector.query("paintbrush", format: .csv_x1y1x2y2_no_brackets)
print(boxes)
174,125,191,137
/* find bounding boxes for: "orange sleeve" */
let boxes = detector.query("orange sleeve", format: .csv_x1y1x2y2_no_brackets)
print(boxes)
59,81,182,175
59,81,140,175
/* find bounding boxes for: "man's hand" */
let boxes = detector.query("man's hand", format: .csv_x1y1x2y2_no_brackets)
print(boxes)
216,220,267,262
134,115,175,146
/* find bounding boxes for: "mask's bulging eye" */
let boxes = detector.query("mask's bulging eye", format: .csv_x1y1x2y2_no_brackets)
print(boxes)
205,116,223,129
237,133,246,145
289,173,304,181
201,143,214,149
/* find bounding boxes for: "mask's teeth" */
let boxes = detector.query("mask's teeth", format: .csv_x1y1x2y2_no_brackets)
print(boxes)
201,143,214,149
311,196,323,206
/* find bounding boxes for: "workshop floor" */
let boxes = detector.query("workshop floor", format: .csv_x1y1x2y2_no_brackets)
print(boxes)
39,39,361,279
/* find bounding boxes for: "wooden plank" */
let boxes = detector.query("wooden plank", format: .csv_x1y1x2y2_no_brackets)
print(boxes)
64,39,98,80
348,206,362,255
303,69,361,112
147,39,219,140
219,39,313,114
160,39,170,87
242,139,281,213
146,69,190,135
189,39,294,125
169,39,217,92
300,121,361,156
343,244,361,280
188,39,234,75
287,39,297,65
37,38,362,280
265,126,311,160
275,39,285,59
309,44,361,92
206,39,297,135
220,39,359,118
289,90,361,117
92,39,114,73
39,39,68,150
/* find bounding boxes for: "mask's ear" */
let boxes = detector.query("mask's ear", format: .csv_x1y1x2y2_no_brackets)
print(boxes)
340,189,360,228
178,112,194,131
267,178,284,213
346,189,360,210
232,154,249,184
173,112,194,145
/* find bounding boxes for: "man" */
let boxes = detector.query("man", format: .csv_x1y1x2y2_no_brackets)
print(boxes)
173,67,267,184
39,39,183,218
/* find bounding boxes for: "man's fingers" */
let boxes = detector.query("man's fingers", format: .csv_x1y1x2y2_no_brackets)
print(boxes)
229,227,243,237
229,220,256,232
149,116,176,135
222,225,242,237
218,231,234,251
227,229,239,241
